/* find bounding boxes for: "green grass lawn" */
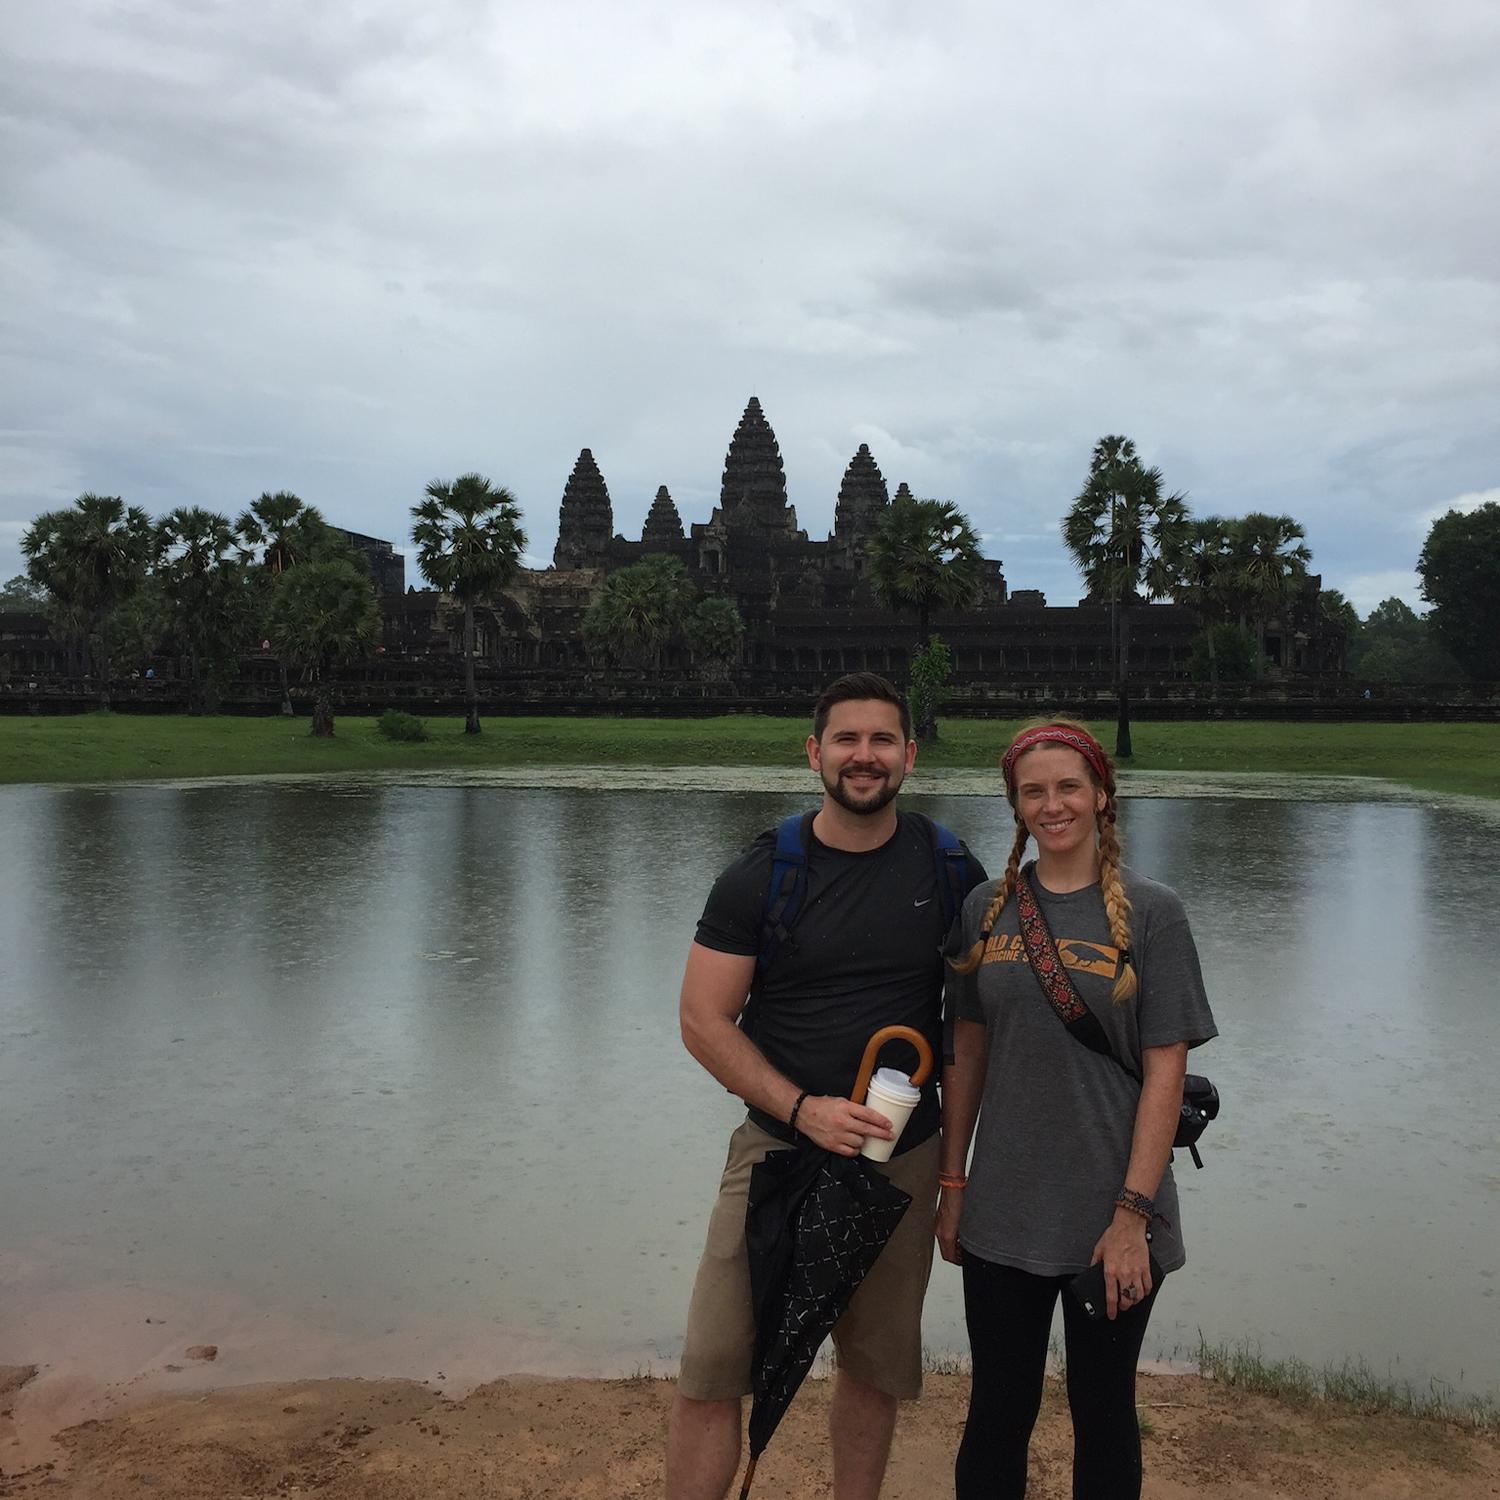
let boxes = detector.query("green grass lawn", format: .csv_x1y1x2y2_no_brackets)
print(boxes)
2,711,1497,797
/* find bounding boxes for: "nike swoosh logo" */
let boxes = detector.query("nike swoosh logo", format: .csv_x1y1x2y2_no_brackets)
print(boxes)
914,897,933,907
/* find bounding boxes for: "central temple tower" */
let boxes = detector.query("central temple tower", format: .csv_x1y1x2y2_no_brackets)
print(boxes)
718,397,798,534
553,448,613,570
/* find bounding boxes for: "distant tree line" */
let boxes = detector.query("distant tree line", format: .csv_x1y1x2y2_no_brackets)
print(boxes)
16,491,380,734
1059,435,1325,753
1320,500,1500,685
6,467,1495,743
1054,437,1500,749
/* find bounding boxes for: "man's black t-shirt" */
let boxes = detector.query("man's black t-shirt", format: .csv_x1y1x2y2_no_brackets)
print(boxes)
694,811,988,1153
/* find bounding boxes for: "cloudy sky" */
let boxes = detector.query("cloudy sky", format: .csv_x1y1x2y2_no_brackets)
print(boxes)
2,0,1496,611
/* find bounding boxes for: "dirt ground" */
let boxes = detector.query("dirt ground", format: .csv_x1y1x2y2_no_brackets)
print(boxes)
3,1363,1498,1500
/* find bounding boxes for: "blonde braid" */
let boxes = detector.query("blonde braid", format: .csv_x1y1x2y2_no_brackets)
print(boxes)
947,817,1030,975
1097,802,1137,1003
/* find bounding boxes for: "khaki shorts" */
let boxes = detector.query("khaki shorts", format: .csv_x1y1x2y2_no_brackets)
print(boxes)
676,1119,939,1402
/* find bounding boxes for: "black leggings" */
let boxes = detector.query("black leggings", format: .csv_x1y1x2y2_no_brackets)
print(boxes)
956,1253,1159,1500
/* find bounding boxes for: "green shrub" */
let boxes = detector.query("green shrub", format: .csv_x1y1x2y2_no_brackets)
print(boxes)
1188,623,1257,683
377,709,428,742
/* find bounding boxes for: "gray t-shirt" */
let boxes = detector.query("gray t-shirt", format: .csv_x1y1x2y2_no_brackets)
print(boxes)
950,864,1218,1275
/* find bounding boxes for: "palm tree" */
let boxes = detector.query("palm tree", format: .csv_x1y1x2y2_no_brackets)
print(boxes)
685,595,746,681
410,474,527,734
1061,437,1188,756
235,491,331,576
583,556,698,670
268,558,381,736
1317,587,1360,674
21,493,153,708
236,491,333,713
1175,517,1237,687
157,507,246,712
1231,513,1312,675
868,496,982,645
868,497,982,741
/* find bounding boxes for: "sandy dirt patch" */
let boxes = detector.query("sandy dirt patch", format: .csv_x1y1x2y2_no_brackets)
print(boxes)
2,1369,1497,1499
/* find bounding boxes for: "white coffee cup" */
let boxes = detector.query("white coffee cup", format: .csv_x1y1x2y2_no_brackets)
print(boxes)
860,1067,922,1162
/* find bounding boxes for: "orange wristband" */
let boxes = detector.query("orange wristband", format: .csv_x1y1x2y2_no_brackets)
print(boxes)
938,1173,969,1189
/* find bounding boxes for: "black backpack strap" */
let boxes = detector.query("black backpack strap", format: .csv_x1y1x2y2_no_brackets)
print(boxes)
902,811,969,925
1014,864,1142,1085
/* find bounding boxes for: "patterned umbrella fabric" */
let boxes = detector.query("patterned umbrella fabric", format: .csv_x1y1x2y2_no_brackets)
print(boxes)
736,1025,933,1500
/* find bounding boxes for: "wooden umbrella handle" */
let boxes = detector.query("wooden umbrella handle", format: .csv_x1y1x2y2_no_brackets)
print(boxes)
851,1025,935,1104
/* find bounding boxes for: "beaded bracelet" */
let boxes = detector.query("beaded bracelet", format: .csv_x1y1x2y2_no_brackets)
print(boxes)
788,1090,811,1134
1115,1188,1155,1222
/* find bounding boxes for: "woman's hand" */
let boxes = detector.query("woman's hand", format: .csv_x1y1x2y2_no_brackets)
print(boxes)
1089,1213,1152,1319
934,1186,964,1265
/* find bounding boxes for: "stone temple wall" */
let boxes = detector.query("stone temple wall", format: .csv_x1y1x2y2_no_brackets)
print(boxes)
473,395,1345,684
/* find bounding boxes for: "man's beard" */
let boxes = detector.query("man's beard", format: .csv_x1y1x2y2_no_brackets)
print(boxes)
822,765,902,816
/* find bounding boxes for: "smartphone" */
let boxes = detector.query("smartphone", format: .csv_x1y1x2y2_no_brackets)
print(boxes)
1066,1252,1165,1320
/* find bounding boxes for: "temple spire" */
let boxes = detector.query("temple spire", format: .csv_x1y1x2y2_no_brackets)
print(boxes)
892,481,915,505
642,485,684,546
833,443,889,541
719,397,793,532
553,448,614,570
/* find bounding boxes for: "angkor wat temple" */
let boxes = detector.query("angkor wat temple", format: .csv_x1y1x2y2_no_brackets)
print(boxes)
2,396,1355,715
382,396,1343,696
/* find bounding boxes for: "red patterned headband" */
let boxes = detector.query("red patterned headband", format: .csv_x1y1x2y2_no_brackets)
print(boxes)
1001,725,1108,793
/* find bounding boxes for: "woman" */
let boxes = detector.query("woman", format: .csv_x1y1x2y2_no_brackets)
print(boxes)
937,719,1217,1500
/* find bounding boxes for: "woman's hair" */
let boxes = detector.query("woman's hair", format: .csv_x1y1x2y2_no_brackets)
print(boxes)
947,716,1137,1004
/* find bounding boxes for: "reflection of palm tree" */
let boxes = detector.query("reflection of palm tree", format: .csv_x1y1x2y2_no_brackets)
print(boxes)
1061,437,1188,755
157,507,243,712
1232,513,1312,674
411,474,527,735
21,493,153,708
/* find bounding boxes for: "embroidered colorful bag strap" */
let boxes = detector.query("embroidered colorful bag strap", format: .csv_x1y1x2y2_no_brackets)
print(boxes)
1014,863,1219,1169
1013,863,1141,1082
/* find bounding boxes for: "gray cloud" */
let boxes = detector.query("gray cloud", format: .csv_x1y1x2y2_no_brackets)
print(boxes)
1,0,1496,614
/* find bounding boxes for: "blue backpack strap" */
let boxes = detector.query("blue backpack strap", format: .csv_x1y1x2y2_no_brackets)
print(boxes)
930,819,968,924
758,811,816,973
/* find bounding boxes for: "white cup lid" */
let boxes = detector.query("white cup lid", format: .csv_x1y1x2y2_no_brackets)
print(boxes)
869,1067,921,1103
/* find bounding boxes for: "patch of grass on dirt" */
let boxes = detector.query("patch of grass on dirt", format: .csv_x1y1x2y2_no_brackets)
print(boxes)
1198,1337,1498,1434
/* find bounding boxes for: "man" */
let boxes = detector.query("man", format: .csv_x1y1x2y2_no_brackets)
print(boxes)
666,673,987,1500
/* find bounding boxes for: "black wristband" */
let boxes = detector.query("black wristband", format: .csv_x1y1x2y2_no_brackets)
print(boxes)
788,1090,811,1134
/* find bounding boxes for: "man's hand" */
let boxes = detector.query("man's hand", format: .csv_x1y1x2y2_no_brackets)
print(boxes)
934,1187,964,1264
793,1095,893,1156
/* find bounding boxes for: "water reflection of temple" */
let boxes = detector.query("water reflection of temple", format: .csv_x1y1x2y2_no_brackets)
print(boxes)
381,396,1345,689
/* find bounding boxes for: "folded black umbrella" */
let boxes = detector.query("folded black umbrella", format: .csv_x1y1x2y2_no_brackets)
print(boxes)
735,1025,932,1500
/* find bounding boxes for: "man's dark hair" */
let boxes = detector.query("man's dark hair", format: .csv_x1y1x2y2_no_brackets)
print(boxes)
812,673,912,742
